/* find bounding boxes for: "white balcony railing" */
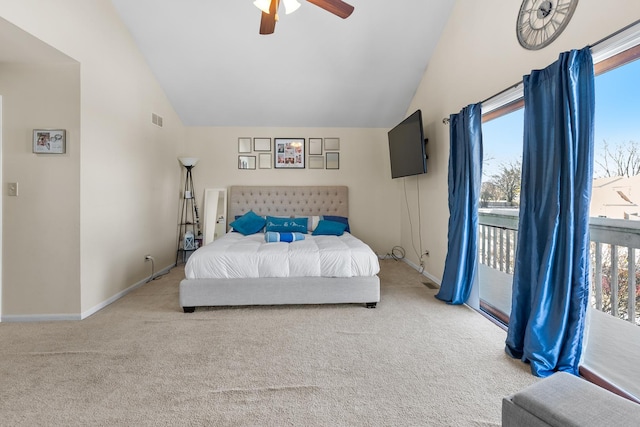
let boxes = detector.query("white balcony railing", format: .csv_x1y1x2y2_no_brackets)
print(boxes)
478,210,640,326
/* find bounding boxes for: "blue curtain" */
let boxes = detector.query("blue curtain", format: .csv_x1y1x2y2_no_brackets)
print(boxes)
505,48,595,377
436,103,483,305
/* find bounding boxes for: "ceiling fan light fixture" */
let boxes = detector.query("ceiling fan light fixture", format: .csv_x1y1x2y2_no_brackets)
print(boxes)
283,0,301,14
253,0,272,14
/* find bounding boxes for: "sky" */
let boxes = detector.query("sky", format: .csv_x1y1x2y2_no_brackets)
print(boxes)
482,57,640,179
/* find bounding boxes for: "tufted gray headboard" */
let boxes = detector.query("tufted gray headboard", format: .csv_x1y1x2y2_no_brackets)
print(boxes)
228,186,348,220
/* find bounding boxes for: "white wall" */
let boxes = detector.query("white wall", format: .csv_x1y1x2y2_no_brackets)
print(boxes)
184,127,400,254
0,0,186,317
407,1,640,282
0,62,81,316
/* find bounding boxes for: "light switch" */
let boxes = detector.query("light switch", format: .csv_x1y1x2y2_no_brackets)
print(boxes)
8,182,18,196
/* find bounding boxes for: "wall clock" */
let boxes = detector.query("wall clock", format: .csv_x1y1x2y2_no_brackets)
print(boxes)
517,0,579,50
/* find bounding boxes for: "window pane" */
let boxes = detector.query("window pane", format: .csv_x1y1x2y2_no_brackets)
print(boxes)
479,108,523,324
592,57,640,326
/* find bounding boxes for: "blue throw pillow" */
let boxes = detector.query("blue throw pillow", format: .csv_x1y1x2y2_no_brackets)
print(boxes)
312,220,348,236
265,231,305,243
322,215,350,233
265,216,308,234
229,210,266,235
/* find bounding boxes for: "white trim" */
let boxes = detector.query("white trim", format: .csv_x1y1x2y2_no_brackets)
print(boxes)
481,84,524,116
80,264,173,319
591,20,640,64
481,20,640,116
1,313,82,322
0,264,174,322
402,258,442,286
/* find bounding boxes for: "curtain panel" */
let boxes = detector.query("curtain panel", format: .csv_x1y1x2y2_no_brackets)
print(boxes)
505,47,595,377
436,103,483,305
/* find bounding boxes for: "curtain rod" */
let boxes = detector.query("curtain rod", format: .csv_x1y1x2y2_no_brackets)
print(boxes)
442,81,522,124
442,18,640,125
442,80,522,125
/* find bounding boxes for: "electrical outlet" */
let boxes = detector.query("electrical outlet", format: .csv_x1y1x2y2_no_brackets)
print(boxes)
8,182,18,197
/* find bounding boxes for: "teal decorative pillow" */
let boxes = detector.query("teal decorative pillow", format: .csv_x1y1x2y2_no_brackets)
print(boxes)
312,220,348,236
265,216,308,233
265,231,305,243
322,215,350,233
229,210,266,235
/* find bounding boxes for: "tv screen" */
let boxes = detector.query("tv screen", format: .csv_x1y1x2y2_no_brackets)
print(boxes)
388,110,427,179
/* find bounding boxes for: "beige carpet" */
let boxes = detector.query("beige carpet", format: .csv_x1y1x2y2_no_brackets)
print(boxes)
0,260,538,426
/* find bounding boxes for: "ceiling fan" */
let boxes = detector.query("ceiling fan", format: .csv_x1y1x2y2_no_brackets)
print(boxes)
254,0,355,35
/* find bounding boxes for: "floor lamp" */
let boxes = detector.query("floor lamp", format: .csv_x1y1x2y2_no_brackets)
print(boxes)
177,157,201,264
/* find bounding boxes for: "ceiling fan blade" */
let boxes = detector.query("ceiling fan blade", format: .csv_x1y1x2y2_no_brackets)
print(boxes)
259,0,279,35
306,0,354,19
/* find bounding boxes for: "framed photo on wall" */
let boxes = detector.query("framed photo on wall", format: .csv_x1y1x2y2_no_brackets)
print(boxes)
33,129,66,154
238,137,252,153
259,153,272,169
274,138,305,169
309,138,323,155
238,155,256,169
326,152,340,169
253,137,271,152
309,156,324,169
324,137,340,151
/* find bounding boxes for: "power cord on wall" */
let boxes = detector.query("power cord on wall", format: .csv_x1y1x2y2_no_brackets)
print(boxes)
145,255,170,283
378,246,406,261
403,177,426,274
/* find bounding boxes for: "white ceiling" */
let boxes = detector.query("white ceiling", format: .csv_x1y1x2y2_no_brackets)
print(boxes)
110,0,456,128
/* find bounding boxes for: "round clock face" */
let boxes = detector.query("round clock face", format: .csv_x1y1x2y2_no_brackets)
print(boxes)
517,0,579,50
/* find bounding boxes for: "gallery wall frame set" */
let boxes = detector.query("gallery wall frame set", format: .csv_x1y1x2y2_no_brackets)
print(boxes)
33,129,66,154
236,136,340,170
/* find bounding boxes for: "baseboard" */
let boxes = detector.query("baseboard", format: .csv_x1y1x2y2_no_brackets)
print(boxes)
81,264,174,319
401,258,442,286
1,264,174,323
1,313,82,322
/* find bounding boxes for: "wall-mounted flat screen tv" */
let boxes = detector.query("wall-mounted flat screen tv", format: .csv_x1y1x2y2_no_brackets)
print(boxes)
387,110,427,179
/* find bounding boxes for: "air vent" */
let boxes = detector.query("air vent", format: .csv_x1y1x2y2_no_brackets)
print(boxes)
151,113,163,127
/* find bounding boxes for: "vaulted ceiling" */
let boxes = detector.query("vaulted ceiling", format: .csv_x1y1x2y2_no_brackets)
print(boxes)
110,0,456,128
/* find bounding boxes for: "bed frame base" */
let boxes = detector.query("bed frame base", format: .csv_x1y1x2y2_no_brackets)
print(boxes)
179,276,380,312
182,302,377,313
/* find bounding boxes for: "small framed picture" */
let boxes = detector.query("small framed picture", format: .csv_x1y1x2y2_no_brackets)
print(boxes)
238,137,252,153
324,137,340,151
309,138,323,155
254,137,271,152
238,155,256,169
274,138,305,169
259,153,272,169
33,129,66,154
326,152,340,169
309,156,324,169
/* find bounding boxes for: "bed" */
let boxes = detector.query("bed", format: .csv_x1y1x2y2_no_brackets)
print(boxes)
179,185,380,312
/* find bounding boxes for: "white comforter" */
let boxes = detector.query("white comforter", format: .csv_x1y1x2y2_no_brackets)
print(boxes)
185,232,380,279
